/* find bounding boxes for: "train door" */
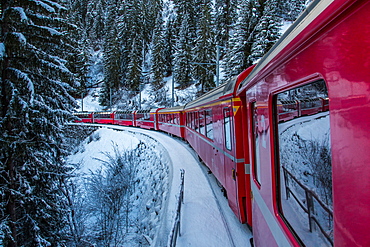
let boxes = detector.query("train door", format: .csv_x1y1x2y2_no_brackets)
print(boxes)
223,106,239,215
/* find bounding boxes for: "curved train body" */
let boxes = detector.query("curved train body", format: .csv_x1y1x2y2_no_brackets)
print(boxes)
74,0,370,245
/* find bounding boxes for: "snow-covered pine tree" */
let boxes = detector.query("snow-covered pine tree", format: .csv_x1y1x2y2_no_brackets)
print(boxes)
125,37,143,104
162,11,176,77
214,0,238,48
140,0,163,47
151,12,167,90
250,0,282,63
173,13,193,91
279,0,307,21
99,0,124,108
192,0,216,94
64,0,91,98
222,0,259,80
0,0,80,246
85,0,107,44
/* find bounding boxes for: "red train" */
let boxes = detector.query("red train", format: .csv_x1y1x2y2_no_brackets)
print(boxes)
74,0,370,245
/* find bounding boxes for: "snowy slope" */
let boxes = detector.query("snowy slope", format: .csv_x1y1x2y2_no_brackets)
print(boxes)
68,124,252,246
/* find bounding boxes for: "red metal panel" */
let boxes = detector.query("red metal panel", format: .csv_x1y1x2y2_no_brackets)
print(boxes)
238,0,370,246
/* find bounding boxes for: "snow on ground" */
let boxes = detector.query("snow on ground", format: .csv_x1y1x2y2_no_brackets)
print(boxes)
68,124,252,246
76,88,103,112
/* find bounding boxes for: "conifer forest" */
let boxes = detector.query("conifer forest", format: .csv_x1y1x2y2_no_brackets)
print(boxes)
0,0,307,246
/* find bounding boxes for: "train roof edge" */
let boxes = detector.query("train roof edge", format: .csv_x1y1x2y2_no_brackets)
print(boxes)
184,65,256,109
237,0,336,94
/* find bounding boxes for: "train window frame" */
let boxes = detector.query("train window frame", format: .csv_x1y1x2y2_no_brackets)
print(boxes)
251,102,262,186
223,107,233,151
205,109,213,140
194,112,199,132
199,111,205,135
273,79,333,247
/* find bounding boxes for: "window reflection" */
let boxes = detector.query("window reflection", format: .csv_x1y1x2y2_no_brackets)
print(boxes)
275,80,333,246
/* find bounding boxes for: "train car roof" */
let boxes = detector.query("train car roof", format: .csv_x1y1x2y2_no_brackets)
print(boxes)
184,75,240,109
237,0,335,93
158,105,185,113
115,110,135,114
93,111,112,114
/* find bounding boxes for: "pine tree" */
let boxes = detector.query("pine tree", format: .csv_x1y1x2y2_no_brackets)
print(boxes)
173,14,193,90
0,0,79,246
151,12,167,90
162,12,176,77
99,0,124,108
85,0,107,44
64,0,91,98
222,0,259,80
192,0,215,94
279,0,306,21
250,0,282,63
214,0,238,48
125,37,143,100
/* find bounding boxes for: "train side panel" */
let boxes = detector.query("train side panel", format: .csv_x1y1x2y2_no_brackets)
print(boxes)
136,109,156,129
238,0,370,246
114,111,135,126
158,106,185,138
184,97,250,223
73,112,94,123
93,112,114,124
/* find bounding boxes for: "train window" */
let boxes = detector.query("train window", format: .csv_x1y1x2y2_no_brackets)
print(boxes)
205,109,213,139
191,112,195,129
223,108,232,150
274,80,333,246
199,111,205,136
251,102,261,184
194,112,199,132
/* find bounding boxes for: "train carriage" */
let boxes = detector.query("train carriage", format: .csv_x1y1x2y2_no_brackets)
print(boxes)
73,112,94,123
114,110,135,126
237,0,370,246
184,65,255,224
93,111,114,124
157,106,185,138
135,109,161,130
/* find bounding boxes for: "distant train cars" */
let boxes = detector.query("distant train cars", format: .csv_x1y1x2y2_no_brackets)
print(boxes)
276,97,329,122
73,112,93,123
73,0,370,246
114,110,134,126
157,106,185,138
93,112,114,124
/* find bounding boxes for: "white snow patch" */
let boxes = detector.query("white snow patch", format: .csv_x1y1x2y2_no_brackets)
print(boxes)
0,43,5,59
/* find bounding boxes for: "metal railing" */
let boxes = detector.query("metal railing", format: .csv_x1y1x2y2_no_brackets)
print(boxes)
282,166,333,246
168,169,185,247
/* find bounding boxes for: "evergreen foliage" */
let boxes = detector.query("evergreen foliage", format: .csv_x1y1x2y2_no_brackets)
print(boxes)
85,0,307,107
192,0,215,94
173,13,193,90
250,0,283,63
0,0,80,246
0,0,310,244
151,12,167,90
214,0,238,48
222,0,259,80
99,0,124,108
